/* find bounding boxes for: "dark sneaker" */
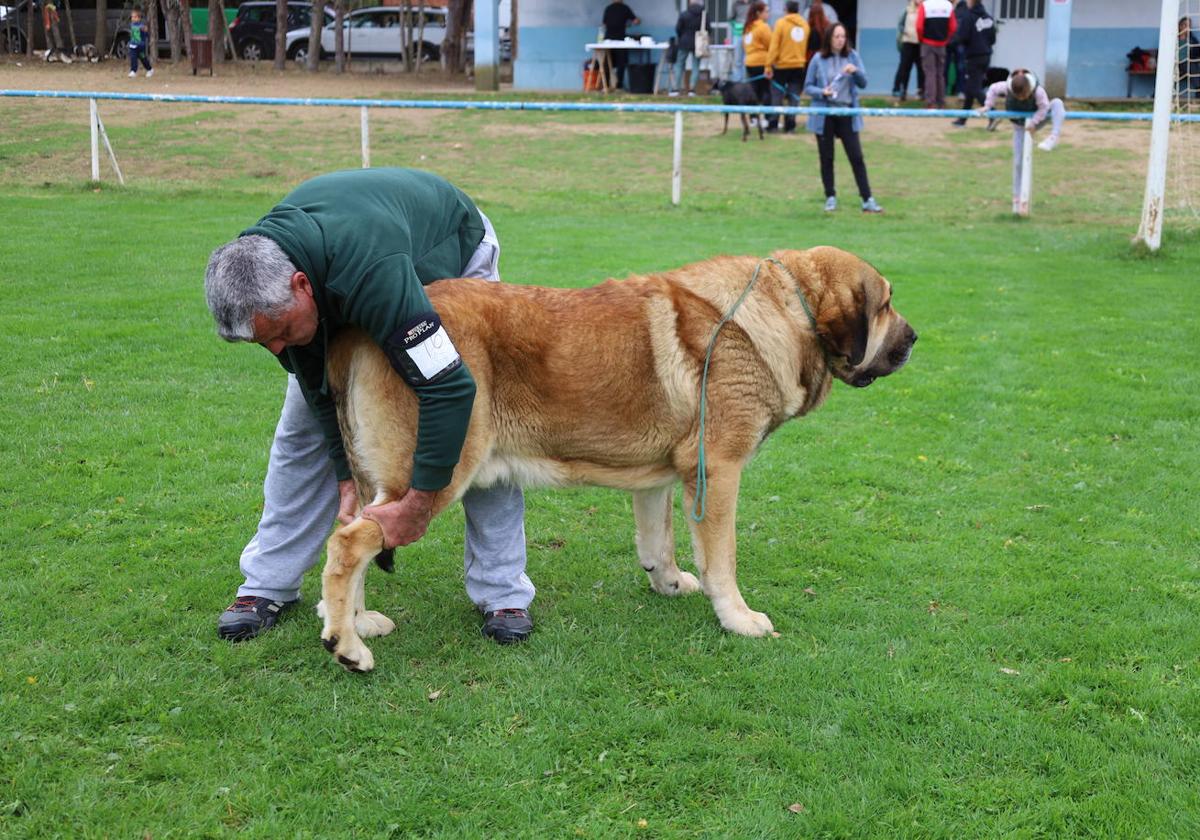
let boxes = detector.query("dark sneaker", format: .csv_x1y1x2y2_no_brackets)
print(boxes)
481,608,533,645
217,596,297,641
951,117,967,127
986,118,999,132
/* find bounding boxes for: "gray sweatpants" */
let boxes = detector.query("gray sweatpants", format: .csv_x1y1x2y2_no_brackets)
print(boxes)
236,211,535,613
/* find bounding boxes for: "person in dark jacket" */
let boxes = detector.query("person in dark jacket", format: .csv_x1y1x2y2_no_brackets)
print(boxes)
951,0,995,125
947,0,969,95
670,2,704,96
601,0,640,89
204,168,535,646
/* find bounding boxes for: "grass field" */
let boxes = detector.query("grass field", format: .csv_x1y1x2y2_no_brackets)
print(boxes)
2,73,1199,837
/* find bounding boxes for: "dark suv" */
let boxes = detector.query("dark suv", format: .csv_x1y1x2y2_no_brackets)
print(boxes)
229,1,330,61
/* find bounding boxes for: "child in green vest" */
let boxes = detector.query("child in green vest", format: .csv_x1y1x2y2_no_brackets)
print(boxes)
128,6,153,78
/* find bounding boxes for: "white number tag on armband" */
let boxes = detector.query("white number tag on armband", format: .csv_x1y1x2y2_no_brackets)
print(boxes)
385,313,463,386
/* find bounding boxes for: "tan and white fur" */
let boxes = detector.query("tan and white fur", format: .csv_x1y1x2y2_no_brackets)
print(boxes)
318,247,917,672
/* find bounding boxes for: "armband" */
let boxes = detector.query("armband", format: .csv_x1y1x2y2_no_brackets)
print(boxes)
384,312,462,387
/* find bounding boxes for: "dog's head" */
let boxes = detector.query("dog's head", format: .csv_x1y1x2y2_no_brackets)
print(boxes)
773,247,917,388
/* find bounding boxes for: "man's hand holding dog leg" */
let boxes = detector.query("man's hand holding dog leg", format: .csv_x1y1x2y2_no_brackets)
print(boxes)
361,489,435,549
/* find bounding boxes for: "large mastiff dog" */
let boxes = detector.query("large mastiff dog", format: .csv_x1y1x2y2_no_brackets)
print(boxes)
319,247,916,672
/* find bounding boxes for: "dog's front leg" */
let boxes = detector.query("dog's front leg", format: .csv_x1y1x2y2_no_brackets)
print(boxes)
633,486,700,596
320,518,386,673
740,114,749,142
683,464,774,637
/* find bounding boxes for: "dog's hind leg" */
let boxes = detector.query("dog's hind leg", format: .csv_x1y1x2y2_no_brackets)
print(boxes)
682,463,774,637
320,518,385,673
741,114,750,142
722,113,729,135
633,486,701,596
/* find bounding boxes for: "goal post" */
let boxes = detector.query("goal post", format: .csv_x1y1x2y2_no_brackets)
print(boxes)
1135,0,1180,250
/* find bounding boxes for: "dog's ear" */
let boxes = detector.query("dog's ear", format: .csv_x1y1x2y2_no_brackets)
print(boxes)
818,306,869,367
781,247,871,367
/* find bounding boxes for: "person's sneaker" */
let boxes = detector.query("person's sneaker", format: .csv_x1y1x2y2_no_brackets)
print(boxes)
481,608,533,644
128,70,136,78
146,68,153,78
824,196,838,212
986,118,999,132
686,90,695,97
217,596,298,641
951,117,967,127
862,197,884,213
1038,134,1058,151
668,90,680,97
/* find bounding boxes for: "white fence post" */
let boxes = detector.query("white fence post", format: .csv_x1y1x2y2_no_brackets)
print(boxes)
1134,0,1180,250
671,110,683,206
89,98,99,182
95,110,125,185
360,106,370,169
1015,128,1033,216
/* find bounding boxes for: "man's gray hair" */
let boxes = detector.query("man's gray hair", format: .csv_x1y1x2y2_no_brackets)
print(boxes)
204,235,297,341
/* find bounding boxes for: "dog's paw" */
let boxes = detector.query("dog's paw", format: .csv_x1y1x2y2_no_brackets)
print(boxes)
323,632,375,673
355,610,395,638
650,570,702,596
719,607,775,637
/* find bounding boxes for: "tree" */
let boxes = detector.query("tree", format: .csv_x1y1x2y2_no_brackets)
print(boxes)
95,0,108,55
208,0,226,62
333,0,346,73
305,0,323,71
443,0,473,75
273,0,287,70
147,0,159,58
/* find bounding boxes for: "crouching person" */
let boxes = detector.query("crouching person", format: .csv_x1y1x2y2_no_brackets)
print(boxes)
979,69,1065,203
203,168,535,646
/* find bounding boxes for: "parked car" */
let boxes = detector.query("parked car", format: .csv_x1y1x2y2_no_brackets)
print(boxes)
0,0,212,59
229,0,332,62
285,5,445,65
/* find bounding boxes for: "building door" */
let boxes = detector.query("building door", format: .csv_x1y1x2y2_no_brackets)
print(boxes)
990,0,1047,78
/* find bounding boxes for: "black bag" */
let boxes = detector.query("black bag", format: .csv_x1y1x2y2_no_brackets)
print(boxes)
627,63,655,94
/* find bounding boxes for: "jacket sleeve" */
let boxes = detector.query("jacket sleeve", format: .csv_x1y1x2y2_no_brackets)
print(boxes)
851,51,867,88
947,10,958,39
340,252,477,491
982,80,1001,111
1030,87,1050,126
804,59,824,98
916,4,925,39
766,22,783,67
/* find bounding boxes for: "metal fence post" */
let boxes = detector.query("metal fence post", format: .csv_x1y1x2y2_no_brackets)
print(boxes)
89,97,99,182
360,106,370,169
1015,128,1033,216
671,110,683,206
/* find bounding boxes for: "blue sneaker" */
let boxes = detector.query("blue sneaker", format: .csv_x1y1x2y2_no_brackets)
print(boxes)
824,196,837,212
861,197,883,213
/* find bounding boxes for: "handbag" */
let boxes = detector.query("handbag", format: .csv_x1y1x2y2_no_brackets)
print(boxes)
694,9,711,58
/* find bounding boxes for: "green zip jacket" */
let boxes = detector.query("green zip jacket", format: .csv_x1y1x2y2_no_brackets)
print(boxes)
242,168,484,490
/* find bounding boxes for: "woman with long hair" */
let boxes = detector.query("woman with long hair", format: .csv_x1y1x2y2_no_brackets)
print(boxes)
742,2,772,116
803,22,883,212
806,0,830,62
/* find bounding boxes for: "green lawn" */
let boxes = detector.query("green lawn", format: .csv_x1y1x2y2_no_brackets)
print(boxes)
1,99,1198,838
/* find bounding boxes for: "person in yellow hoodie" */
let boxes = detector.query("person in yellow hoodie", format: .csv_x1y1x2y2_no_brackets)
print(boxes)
764,0,810,133
742,2,772,120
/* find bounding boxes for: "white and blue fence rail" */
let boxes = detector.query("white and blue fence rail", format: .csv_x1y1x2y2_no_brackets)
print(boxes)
5,88,1192,211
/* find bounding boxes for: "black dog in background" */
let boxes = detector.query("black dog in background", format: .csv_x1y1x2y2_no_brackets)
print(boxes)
712,80,764,142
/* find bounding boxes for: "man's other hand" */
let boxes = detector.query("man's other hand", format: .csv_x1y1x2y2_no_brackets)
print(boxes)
336,479,359,525
361,489,436,549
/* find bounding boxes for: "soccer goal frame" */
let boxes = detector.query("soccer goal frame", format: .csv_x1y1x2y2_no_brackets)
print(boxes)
1135,0,1183,251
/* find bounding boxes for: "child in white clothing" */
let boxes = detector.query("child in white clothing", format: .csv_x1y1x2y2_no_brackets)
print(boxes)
979,69,1064,203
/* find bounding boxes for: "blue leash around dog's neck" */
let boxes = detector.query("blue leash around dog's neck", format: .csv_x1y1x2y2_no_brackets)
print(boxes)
690,257,823,522
742,73,802,102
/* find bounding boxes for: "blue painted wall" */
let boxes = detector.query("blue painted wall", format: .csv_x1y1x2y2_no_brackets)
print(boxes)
1066,28,1158,98
514,25,676,91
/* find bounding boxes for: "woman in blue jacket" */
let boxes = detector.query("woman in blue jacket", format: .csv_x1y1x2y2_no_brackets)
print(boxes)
804,23,883,213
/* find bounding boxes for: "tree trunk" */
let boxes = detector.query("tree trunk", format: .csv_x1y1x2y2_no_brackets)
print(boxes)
61,0,78,49
167,0,182,63
443,0,472,75
305,0,322,71
181,1,193,61
333,0,344,73
273,0,286,70
510,0,517,61
26,1,34,58
96,0,108,55
208,0,225,62
147,0,158,59
414,4,426,74
400,0,412,72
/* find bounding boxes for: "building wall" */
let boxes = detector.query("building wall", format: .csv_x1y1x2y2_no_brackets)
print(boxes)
514,0,679,91
514,0,1162,97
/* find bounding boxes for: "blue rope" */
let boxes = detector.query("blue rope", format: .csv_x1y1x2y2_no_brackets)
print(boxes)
690,257,822,522
741,74,801,101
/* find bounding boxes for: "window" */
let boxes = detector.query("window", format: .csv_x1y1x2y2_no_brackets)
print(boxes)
997,0,1046,20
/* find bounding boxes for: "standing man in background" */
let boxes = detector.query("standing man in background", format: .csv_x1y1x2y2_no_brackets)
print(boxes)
601,0,640,90
764,0,810,132
916,0,956,108
952,0,995,126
